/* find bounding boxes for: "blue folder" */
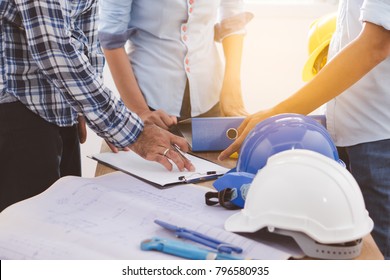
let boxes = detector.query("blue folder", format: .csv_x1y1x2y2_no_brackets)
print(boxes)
176,117,245,152
173,115,326,152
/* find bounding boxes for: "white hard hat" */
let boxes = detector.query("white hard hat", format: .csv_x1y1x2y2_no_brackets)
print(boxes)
224,149,373,259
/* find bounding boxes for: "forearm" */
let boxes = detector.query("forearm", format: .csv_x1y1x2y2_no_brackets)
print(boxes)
103,48,149,113
222,34,244,81
276,22,390,115
219,34,248,116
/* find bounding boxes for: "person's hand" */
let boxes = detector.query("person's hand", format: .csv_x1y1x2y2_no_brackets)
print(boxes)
77,115,87,144
138,109,177,130
105,139,130,153
218,109,275,161
129,123,195,172
219,80,249,117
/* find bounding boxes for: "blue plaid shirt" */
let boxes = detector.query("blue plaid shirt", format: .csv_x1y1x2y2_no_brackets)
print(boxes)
0,0,143,148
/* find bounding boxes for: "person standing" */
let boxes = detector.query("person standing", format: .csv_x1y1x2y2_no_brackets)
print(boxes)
0,0,194,212
219,0,390,259
98,0,253,129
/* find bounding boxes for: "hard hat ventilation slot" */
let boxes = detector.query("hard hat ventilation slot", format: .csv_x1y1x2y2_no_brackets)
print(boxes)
273,228,363,260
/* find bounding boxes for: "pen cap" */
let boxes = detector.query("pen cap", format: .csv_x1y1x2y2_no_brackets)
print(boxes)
225,150,373,259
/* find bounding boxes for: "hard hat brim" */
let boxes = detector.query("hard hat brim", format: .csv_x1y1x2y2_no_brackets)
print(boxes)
302,38,331,82
224,211,262,233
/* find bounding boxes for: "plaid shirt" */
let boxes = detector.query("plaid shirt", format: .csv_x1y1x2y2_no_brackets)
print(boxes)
0,0,143,147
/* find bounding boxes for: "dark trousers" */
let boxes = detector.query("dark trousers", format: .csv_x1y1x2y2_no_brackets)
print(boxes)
0,102,81,212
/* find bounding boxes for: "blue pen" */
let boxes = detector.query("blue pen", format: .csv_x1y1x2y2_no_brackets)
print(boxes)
141,237,245,260
154,219,243,254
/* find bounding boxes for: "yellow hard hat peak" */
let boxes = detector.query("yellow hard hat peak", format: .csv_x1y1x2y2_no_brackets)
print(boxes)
302,12,337,82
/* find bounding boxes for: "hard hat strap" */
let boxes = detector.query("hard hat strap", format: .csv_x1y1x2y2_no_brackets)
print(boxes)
205,189,241,210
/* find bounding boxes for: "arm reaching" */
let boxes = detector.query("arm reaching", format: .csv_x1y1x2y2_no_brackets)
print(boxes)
219,22,390,160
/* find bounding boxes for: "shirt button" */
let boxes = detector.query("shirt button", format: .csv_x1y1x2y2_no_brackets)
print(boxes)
186,67,191,73
189,7,193,13
189,0,194,4
182,25,187,32
183,35,188,41
185,58,189,65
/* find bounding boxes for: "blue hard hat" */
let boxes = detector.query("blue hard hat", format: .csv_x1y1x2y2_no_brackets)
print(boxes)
209,113,343,209
237,113,343,174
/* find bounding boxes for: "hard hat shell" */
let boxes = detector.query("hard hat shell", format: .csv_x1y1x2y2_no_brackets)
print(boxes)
236,113,343,175
211,113,343,209
302,12,337,81
225,149,373,245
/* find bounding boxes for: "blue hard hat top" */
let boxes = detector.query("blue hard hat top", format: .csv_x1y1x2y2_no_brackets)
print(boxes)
237,113,340,174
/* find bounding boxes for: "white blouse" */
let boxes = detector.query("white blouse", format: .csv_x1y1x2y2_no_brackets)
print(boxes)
326,0,390,146
98,0,251,117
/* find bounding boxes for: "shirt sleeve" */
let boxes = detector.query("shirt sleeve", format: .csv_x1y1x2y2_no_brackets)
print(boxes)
360,0,390,30
98,0,133,49
15,0,143,148
216,0,254,42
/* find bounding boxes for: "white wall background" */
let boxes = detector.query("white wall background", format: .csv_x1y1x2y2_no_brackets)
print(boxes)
80,0,338,177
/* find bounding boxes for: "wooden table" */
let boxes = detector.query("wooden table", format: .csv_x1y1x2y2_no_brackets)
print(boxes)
94,142,384,260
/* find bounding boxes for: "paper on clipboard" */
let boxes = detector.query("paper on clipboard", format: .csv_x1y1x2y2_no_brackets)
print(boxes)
90,151,229,188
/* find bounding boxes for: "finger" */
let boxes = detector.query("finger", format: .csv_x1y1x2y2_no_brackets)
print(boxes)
153,118,169,130
78,129,87,144
219,119,257,160
144,146,184,172
163,148,186,172
236,117,250,134
77,116,87,144
170,135,190,152
105,140,119,153
183,158,195,172
170,115,178,125
153,154,174,171
171,145,195,172
218,135,245,161
156,111,177,128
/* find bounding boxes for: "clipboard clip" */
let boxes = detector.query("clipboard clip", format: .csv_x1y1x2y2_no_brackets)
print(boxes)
178,171,218,183
154,219,243,254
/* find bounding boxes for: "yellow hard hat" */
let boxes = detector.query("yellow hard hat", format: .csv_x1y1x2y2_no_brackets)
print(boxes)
302,12,337,82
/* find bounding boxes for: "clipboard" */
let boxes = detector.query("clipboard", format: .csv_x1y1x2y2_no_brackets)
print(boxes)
170,117,245,152
90,151,229,189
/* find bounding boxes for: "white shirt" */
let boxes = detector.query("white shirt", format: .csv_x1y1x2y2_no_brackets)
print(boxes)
326,0,390,146
98,0,248,117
